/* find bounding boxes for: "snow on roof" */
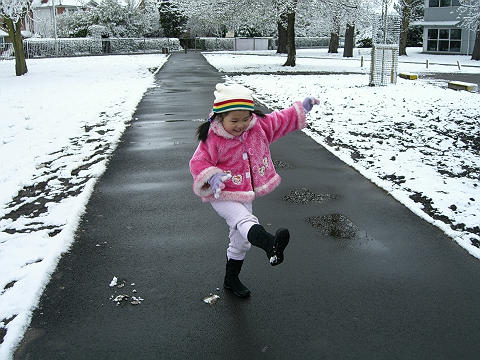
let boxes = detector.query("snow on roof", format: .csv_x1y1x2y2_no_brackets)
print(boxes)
31,0,141,8
411,20,461,26
31,0,88,8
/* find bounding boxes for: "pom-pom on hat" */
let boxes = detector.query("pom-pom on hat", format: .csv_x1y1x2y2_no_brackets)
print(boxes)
212,83,254,113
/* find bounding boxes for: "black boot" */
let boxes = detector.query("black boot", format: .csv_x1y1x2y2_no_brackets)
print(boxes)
247,224,289,266
224,259,251,298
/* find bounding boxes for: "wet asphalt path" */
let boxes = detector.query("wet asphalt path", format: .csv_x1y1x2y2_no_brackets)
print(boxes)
420,72,480,93
16,52,480,359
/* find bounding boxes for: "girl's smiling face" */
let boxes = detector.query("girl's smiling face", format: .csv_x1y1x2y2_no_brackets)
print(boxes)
221,110,252,137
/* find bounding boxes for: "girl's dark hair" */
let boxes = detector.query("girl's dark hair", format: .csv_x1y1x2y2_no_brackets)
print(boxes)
196,110,265,142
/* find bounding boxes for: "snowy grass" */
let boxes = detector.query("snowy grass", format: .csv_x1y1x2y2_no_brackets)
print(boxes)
0,54,168,360
203,47,480,74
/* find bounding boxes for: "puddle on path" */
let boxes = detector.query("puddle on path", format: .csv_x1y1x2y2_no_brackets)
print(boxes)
307,214,358,239
273,159,293,169
283,187,338,205
306,213,388,252
165,88,188,94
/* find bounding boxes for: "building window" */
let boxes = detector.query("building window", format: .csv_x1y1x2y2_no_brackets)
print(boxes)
427,28,462,52
429,0,460,6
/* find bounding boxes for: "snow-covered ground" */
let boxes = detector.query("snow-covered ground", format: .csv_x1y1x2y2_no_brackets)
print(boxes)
0,48,479,359
0,54,168,359
204,47,480,74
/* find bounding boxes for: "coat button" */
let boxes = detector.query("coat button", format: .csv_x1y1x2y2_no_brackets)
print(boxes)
248,148,253,155
243,153,248,160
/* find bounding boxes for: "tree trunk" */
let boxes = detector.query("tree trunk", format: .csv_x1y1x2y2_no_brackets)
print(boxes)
343,23,355,57
283,10,296,67
472,24,480,61
399,1,411,56
329,16,340,54
277,20,287,54
328,31,339,53
5,17,28,76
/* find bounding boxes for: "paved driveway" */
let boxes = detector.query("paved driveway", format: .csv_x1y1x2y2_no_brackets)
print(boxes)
420,72,480,92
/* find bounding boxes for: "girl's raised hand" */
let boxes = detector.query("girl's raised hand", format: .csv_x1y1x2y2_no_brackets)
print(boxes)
302,96,320,113
208,173,232,199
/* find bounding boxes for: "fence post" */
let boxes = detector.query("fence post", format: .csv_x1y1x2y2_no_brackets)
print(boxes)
391,49,395,84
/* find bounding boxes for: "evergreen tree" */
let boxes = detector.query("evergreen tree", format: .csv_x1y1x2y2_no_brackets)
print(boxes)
159,0,186,37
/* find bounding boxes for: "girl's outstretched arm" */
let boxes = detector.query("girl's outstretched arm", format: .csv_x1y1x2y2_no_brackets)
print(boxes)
259,97,319,143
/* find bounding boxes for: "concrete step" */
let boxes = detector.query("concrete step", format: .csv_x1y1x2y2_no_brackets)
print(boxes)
398,72,418,80
448,80,478,92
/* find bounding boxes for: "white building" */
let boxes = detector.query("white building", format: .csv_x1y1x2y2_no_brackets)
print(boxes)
415,0,476,55
0,29,8,47
31,0,88,38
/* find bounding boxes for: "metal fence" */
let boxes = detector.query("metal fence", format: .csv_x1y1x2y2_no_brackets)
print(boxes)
1,36,346,60
180,37,344,51
1,38,181,60
0,42,14,59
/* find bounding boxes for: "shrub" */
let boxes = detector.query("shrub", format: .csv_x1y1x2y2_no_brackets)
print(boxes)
357,38,373,48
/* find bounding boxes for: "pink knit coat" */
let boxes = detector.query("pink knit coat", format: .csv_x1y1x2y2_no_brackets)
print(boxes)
189,102,306,202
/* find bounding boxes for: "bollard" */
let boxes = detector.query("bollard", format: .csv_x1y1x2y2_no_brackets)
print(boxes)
457,60,461,70
361,56,364,67
426,59,429,69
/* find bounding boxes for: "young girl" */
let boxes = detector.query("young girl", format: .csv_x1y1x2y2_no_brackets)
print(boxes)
189,83,319,298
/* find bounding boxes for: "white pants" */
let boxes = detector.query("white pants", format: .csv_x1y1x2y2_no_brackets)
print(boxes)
210,201,259,260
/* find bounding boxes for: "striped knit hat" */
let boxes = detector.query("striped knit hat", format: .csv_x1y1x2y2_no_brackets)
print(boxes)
212,83,254,113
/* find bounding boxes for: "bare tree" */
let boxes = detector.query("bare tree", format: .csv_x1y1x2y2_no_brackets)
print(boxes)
329,14,341,53
341,0,363,57
473,24,480,60
456,0,480,60
277,12,288,53
317,0,363,54
343,23,355,56
1,0,29,76
394,0,423,56
283,0,298,65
